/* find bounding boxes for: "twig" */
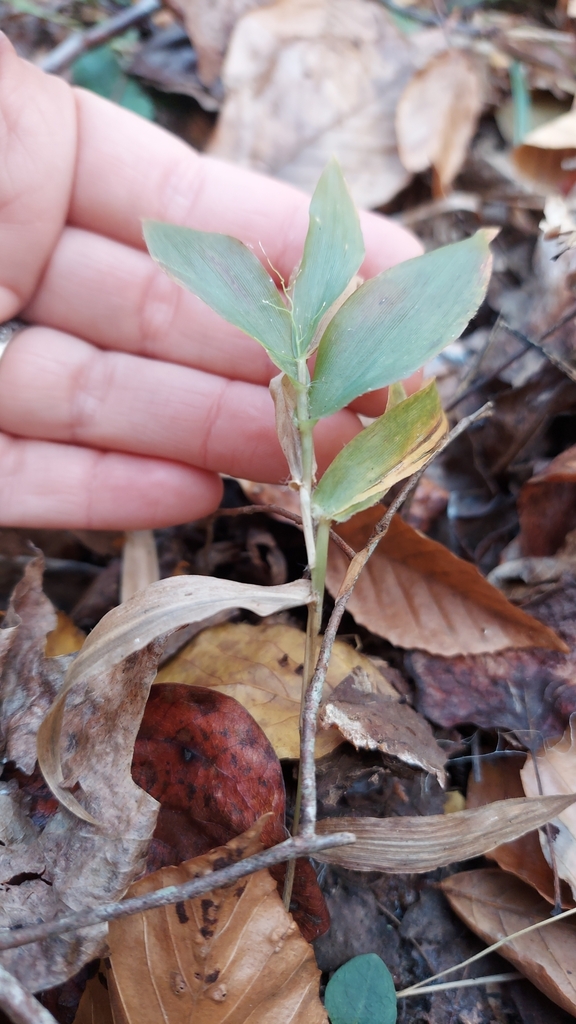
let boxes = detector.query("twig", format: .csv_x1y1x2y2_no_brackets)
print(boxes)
39,0,161,74
0,964,58,1024
0,831,353,952
212,504,356,560
398,971,522,997
298,402,493,836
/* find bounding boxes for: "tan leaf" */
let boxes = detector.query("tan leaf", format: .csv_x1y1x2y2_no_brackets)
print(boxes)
326,507,568,656
168,0,275,86
107,823,328,1024
209,0,414,207
441,868,576,1015
269,373,304,487
513,103,576,193
318,666,446,785
467,754,574,908
73,970,114,1024
396,49,484,192
156,620,400,759
37,576,311,819
44,611,85,657
314,794,576,872
120,529,160,603
521,720,576,901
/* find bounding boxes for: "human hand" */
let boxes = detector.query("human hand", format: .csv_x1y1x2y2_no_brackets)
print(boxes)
0,34,422,529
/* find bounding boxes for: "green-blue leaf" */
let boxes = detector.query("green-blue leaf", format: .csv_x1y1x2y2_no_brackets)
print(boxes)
72,45,155,119
291,159,365,357
309,230,494,420
324,954,397,1024
143,222,296,377
311,380,446,522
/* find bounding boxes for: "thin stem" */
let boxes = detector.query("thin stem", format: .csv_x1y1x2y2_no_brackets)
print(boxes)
39,0,160,74
0,966,58,1024
397,972,522,998
0,832,355,953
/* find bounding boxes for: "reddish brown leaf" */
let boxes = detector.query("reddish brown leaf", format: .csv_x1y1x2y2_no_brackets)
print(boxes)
519,445,576,556
132,684,329,941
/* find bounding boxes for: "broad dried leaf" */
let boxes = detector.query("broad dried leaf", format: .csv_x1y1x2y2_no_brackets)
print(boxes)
209,0,414,207
518,445,576,557
143,222,295,377
132,684,329,941
326,508,567,657
514,104,576,194
319,666,446,785
312,381,447,522
73,970,114,1024
309,231,494,420
107,823,328,1024
37,576,311,819
169,0,274,85
314,794,576,872
522,721,576,902
396,50,484,193
467,755,574,908
441,869,576,1015
291,158,364,358
155,620,400,758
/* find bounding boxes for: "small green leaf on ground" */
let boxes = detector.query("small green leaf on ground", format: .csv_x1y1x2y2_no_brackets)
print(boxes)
324,954,397,1024
72,45,155,119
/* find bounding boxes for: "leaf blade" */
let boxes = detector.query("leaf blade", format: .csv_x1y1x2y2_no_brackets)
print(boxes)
310,230,494,420
291,159,365,357
324,954,397,1024
143,222,295,375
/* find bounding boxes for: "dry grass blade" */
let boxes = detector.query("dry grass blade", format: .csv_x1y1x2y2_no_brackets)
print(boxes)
120,529,160,603
107,821,328,1024
327,507,568,656
314,795,576,872
37,577,311,820
442,869,576,1015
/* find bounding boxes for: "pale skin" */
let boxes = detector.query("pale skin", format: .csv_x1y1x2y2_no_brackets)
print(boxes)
0,33,423,530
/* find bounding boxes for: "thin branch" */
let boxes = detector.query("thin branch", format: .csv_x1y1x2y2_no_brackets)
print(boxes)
39,0,161,74
298,402,493,836
0,964,58,1024
213,504,356,560
0,831,353,953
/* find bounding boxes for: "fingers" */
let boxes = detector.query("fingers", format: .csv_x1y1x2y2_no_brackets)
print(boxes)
70,88,422,282
0,434,222,529
0,34,76,320
0,327,364,482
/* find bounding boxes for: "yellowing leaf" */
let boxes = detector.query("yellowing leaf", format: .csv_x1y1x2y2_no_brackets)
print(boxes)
442,869,576,1016
44,611,85,657
155,621,399,759
327,507,569,656
107,823,328,1024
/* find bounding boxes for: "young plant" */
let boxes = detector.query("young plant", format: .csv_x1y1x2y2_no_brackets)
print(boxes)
143,161,492,847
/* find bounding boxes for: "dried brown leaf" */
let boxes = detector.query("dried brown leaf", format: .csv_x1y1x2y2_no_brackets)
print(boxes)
314,794,576,872
73,970,114,1024
396,49,484,193
522,721,576,902
120,529,160,604
327,507,567,657
168,0,274,85
518,445,576,556
107,822,328,1024
319,666,446,784
441,868,576,1015
156,620,400,759
209,0,414,207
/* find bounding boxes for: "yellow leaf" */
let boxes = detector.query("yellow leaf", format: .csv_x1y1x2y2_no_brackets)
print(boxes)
155,621,400,759
44,611,85,657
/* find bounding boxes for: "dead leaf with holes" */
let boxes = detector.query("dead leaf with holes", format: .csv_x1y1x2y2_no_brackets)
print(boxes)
327,507,567,657
106,820,328,1024
442,869,576,1015
155,620,401,758
521,720,576,902
396,49,484,194
209,0,415,206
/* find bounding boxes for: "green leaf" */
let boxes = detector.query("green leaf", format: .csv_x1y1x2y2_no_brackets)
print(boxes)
72,45,155,119
311,380,446,522
143,223,296,377
309,229,495,420
324,954,397,1024
291,159,365,357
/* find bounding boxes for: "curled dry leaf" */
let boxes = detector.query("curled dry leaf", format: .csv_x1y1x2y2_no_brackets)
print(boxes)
314,794,576,872
521,720,576,902
155,620,401,759
37,576,311,820
106,820,328,1024
467,755,574,908
209,0,414,207
513,103,576,194
396,49,484,193
318,666,446,785
441,869,576,1016
327,507,567,657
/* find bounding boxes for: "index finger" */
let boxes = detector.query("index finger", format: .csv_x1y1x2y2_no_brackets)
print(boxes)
71,89,422,281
